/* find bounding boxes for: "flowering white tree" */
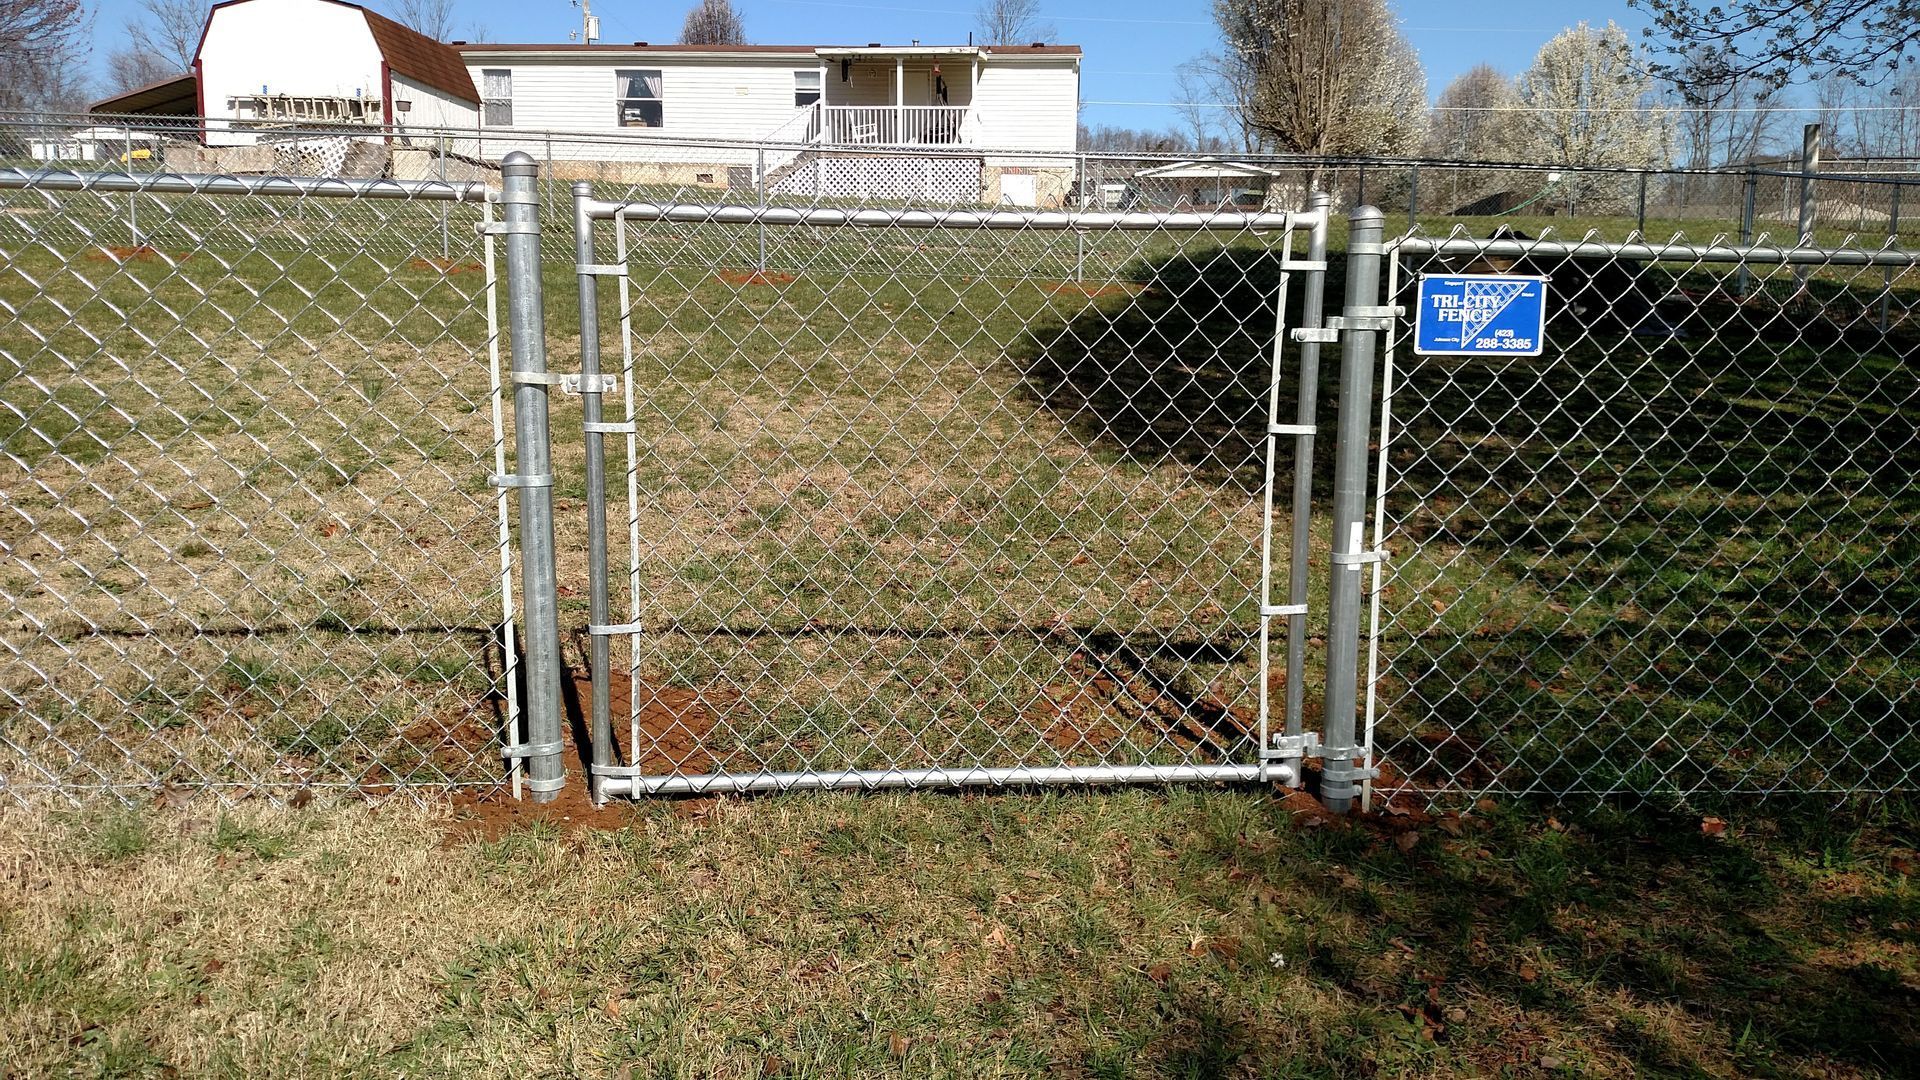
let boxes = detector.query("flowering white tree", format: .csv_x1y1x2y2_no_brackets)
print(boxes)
1516,21,1671,212
1209,0,1427,160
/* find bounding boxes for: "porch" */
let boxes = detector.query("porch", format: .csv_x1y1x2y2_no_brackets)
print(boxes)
777,46,983,148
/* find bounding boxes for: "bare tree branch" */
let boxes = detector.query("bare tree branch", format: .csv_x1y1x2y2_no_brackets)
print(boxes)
679,0,746,46
388,0,456,41
1631,0,1919,88
976,0,1055,46
0,0,89,110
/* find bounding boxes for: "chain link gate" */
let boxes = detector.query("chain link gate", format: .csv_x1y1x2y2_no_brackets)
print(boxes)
1356,223,1920,809
561,186,1338,799
0,162,562,803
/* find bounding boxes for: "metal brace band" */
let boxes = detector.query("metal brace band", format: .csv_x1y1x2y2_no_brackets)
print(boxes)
477,220,539,236
512,372,620,395
1331,548,1389,567
524,775,567,793
1267,422,1315,436
588,622,647,635
583,420,636,434
1260,602,1307,617
1280,259,1328,272
1349,304,1405,319
576,263,629,277
489,473,554,488
494,192,541,206
1349,241,1386,255
500,739,565,759
1290,327,1339,344
1326,314,1392,332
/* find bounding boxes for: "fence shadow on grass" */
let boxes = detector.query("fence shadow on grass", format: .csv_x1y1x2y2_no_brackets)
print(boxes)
1010,243,1920,799
1012,245,1326,497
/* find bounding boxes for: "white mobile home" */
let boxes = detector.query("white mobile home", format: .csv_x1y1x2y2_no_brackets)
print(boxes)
91,0,1083,205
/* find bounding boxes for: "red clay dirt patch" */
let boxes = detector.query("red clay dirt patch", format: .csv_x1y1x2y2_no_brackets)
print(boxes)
715,268,796,287
89,245,188,263
1026,675,1129,754
407,257,484,274
442,670,731,841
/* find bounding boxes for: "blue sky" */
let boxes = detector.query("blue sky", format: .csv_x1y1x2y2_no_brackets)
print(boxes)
84,0,1659,128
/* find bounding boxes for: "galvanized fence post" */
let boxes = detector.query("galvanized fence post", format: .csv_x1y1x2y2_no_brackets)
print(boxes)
573,182,615,802
1281,190,1333,786
1320,206,1387,814
1881,181,1902,332
498,151,567,802
1737,171,1757,298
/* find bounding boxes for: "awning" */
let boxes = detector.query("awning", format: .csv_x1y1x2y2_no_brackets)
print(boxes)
90,74,198,116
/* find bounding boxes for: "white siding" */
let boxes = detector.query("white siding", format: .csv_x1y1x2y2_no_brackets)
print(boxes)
199,0,385,145
467,56,823,164
392,73,479,136
971,58,1079,162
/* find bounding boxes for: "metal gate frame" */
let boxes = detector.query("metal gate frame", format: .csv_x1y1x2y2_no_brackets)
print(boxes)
563,189,1344,802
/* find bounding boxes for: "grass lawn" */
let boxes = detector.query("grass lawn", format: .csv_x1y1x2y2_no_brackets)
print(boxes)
2,790,1915,1077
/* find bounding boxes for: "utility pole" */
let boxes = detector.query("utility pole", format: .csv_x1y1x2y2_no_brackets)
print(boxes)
570,0,599,43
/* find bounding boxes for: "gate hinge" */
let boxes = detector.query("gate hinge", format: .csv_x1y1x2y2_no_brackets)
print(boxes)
1263,732,1319,760
1265,733,1380,780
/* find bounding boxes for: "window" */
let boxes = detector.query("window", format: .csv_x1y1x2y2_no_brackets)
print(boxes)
481,69,513,127
616,69,663,128
794,70,821,107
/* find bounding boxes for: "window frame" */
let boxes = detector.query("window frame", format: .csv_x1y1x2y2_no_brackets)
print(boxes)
480,68,513,127
794,69,822,108
615,68,664,129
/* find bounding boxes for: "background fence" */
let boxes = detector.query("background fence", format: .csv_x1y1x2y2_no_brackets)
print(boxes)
2,122,1915,808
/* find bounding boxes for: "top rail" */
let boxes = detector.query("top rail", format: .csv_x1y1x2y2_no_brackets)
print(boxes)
0,168,491,203
1395,235,1920,268
584,200,1324,232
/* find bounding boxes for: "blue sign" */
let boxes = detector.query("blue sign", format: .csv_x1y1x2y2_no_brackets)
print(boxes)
1413,274,1549,356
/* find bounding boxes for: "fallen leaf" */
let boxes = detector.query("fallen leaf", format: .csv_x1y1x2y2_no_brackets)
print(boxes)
287,788,314,809
1146,963,1171,984
1394,831,1421,854
1540,1054,1564,1069
1518,961,1539,983
761,1056,785,1077
1700,816,1727,837
202,959,224,975
1437,815,1464,837
1444,1007,1466,1023
982,924,1010,950
1474,798,1497,813
888,1033,911,1058
603,997,621,1019
1382,801,1411,818
1892,855,1914,876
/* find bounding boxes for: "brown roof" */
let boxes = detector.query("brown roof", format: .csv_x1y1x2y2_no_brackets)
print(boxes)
456,42,1082,56
363,8,478,103
90,73,199,115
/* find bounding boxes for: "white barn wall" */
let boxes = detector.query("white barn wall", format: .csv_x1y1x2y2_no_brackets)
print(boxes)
198,0,386,146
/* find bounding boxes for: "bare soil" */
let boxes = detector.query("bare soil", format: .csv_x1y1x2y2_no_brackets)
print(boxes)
715,268,796,286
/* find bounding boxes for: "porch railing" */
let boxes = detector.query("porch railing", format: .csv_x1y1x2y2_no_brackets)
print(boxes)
821,105,971,147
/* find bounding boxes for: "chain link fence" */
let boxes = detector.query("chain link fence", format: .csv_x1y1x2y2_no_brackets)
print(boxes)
0,162,529,802
3,117,1915,809
1365,228,1920,804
